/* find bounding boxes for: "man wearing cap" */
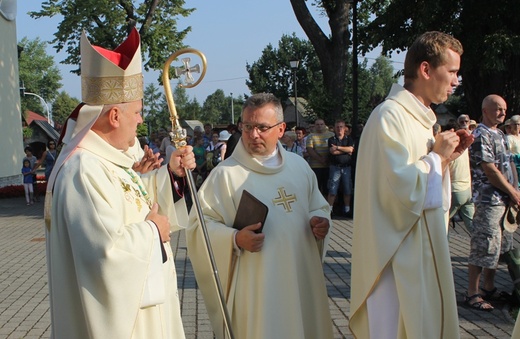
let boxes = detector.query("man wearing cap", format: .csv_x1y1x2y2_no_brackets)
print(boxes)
469,119,477,131
45,29,195,338
204,130,229,173
216,129,231,162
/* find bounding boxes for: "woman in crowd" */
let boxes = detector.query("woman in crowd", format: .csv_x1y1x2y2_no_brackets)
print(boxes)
37,140,58,181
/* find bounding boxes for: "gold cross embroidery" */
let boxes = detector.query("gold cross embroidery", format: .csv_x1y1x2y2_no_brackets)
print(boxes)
272,187,297,212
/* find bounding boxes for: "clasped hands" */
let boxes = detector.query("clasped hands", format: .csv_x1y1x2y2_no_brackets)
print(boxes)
433,129,474,164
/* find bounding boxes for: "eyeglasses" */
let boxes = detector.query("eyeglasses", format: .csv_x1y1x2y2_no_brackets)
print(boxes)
242,121,284,133
459,120,469,123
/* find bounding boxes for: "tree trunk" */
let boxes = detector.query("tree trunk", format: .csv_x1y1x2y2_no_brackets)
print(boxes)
290,0,351,122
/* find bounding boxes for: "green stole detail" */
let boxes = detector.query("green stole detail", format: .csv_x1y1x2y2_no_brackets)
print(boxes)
121,167,153,210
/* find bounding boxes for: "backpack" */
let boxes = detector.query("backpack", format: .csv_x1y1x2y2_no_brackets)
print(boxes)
212,144,223,167
206,144,223,170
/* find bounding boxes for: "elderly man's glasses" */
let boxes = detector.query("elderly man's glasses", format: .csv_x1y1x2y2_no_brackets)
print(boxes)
242,122,283,133
459,120,469,123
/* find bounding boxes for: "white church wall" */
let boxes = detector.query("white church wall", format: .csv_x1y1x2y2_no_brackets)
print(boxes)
0,3,24,187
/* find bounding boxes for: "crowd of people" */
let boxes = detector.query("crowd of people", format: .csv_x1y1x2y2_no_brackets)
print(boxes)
429,96,520,316
38,26,520,339
135,115,360,207
439,96,520,315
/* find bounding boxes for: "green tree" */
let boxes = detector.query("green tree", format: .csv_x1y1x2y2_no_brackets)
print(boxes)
168,84,203,125
246,34,322,103
230,95,245,124
358,0,520,117
173,84,191,118
30,0,194,73
366,56,397,111
183,98,203,121
18,37,62,115
52,91,80,126
246,35,396,124
137,124,148,137
157,96,174,132
290,0,356,120
200,90,229,125
345,58,373,123
143,83,169,134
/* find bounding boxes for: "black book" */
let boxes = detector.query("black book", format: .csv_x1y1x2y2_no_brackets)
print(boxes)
232,190,269,233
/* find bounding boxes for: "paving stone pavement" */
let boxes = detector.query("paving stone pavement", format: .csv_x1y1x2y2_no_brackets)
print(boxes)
0,197,518,338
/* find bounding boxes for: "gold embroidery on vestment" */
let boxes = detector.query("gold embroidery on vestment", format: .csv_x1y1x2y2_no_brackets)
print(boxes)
272,187,297,212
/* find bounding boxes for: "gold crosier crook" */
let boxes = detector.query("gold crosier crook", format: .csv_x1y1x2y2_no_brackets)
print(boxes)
162,49,235,339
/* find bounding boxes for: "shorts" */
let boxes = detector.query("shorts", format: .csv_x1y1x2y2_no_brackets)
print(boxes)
468,204,513,269
327,165,352,196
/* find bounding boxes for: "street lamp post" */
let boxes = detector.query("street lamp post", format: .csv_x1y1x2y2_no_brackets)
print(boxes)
230,92,234,124
20,81,53,127
25,92,52,127
349,0,359,137
290,60,300,127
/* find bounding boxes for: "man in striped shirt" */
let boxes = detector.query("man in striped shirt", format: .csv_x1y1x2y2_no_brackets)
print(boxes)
306,118,334,196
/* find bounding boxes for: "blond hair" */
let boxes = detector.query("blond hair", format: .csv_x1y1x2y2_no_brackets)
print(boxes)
404,31,463,82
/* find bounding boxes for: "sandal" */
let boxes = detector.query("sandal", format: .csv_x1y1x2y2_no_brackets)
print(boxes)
480,287,510,301
465,294,494,311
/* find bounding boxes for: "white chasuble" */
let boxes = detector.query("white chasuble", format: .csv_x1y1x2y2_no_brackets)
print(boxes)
187,140,334,339
47,131,185,339
349,84,459,339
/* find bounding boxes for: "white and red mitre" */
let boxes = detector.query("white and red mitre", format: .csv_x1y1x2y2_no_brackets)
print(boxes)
45,28,144,228
81,27,143,105
61,28,144,144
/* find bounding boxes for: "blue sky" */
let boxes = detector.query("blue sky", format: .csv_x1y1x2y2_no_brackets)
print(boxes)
16,1,403,102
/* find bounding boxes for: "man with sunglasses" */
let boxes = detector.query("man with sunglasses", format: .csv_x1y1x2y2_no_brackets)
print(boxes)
187,93,333,339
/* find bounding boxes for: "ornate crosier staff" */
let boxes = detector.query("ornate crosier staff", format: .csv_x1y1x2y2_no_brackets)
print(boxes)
162,49,235,339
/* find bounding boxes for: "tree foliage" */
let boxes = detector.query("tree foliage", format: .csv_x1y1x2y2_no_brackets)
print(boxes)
137,123,148,137
18,37,62,115
171,85,203,121
182,98,203,121
366,56,396,110
143,83,169,134
143,83,209,134
246,34,322,103
200,90,230,125
29,0,194,73
52,91,80,126
358,0,520,118
246,35,397,124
